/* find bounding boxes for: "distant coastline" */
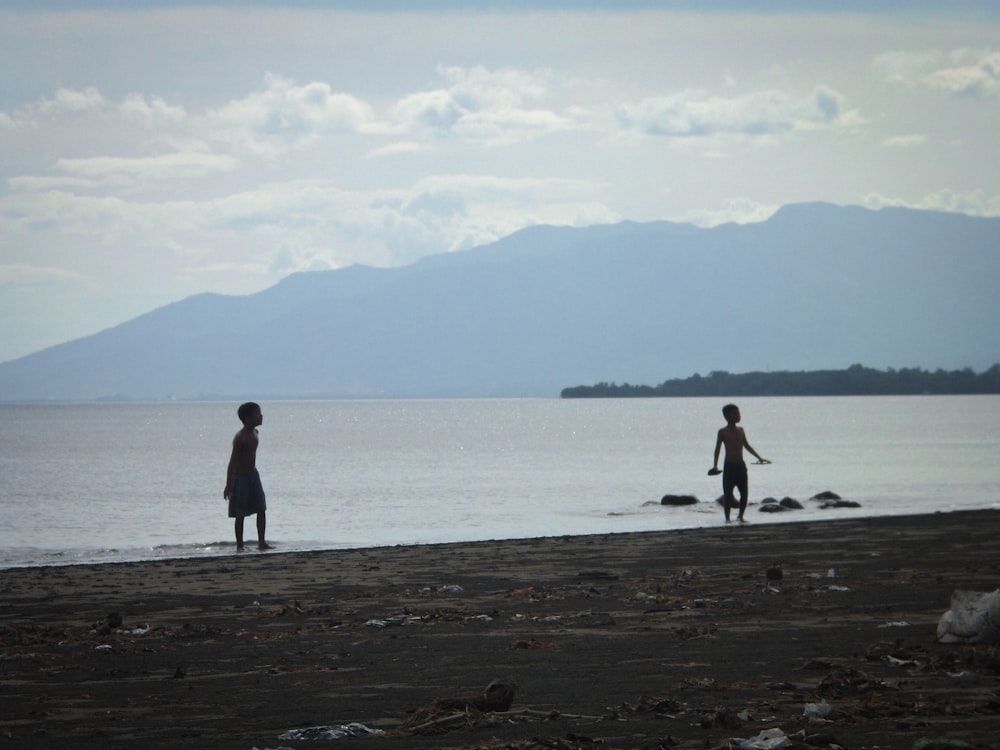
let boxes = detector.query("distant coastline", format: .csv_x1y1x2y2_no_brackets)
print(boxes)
560,363,1000,398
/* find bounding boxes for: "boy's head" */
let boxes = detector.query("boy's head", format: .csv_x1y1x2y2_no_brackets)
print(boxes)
237,401,261,425
722,403,740,423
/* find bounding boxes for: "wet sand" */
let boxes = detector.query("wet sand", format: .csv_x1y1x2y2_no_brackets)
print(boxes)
2,510,999,750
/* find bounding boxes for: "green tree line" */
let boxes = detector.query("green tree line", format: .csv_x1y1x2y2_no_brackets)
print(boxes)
560,364,1000,398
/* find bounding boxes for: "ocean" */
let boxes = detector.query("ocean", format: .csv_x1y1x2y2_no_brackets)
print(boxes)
1,395,997,569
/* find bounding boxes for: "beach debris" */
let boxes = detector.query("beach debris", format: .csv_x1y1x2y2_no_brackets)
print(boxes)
277,722,383,741
660,494,698,506
439,584,464,593
399,679,517,734
92,612,124,635
765,563,783,583
512,638,557,649
699,708,743,729
730,727,791,749
803,700,831,719
434,679,516,713
94,643,113,652
613,695,683,717
936,589,1000,644
365,613,414,628
878,620,911,628
817,667,890,697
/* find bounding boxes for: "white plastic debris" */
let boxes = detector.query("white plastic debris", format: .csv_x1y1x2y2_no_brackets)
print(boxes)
732,728,791,750
803,700,831,718
937,589,1000,644
278,722,384,741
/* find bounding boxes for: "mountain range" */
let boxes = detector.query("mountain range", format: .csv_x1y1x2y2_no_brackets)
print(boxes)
1,201,997,401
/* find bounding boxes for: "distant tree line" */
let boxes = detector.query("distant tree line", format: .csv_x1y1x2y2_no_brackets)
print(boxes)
560,364,1000,398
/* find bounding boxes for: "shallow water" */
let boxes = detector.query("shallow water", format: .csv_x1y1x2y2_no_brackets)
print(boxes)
1,395,997,568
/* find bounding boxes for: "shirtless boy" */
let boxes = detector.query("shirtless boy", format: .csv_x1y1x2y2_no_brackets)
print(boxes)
710,404,769,523
224,402,271,551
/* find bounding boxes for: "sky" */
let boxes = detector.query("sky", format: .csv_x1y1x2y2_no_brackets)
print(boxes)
1,1,998,364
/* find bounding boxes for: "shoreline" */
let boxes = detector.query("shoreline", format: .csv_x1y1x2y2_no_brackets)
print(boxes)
3,509,999,749
2,505,994,573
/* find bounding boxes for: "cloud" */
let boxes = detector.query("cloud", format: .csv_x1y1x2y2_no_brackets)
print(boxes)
389,65,579,147
119,93,187,125
921,49,1000,97
367,140,428,158
201,73,375,158
863,188,1000,217
876,48,1000,98
0,262,97,288
52,152,241,186
881,134,927,148
674,198,780,228
38,86,107,115
615,85,857,140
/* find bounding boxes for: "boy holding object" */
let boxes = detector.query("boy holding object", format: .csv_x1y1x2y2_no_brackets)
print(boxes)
710,404,769,523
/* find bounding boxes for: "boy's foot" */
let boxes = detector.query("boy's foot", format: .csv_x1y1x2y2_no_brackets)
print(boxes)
258,543,273,551
236,544,246,552
738,517,748,524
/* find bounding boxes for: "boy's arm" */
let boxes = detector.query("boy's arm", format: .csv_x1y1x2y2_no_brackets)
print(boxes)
224,439,238,499
742,433,767,463
712,430,723,470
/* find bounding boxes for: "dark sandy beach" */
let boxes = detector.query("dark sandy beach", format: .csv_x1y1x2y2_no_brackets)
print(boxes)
2,510,999,750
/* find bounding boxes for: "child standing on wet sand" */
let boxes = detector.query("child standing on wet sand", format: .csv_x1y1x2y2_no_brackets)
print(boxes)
224,402,272,551
711,403,769,524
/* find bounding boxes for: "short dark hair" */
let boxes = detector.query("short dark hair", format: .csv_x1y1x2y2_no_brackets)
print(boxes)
722,403,739,420
237,402,260,423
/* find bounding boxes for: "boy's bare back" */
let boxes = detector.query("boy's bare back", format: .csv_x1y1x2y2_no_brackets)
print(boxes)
229,427,258,475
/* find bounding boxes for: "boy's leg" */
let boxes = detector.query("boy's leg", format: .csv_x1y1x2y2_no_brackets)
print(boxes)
736,468,750,521
234,517,246,551
256,511,271,550
722,474,735,522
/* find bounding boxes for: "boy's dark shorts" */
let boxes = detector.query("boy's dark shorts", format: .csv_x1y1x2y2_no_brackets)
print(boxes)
722,461,748,495
228,469,267,518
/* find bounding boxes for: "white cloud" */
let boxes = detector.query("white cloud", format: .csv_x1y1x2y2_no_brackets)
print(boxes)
881,134,927,148
39,86,106,115
0,262,96,287
615,85,857,140
53,152,240,185
876,48,1000,98
921,50,1000,97
389,65,579,147
201,73,375,158
674,198,780,228
367,140,428,158
119,93,187,125
863,189,1000,217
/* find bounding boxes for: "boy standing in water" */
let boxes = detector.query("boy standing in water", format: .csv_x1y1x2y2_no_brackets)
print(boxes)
224,402,272,551
710,404,769,523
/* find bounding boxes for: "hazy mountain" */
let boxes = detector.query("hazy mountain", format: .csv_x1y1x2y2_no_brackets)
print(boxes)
1,202,997,401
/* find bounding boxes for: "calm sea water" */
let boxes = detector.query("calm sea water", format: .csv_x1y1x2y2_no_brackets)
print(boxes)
1,396,997,569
